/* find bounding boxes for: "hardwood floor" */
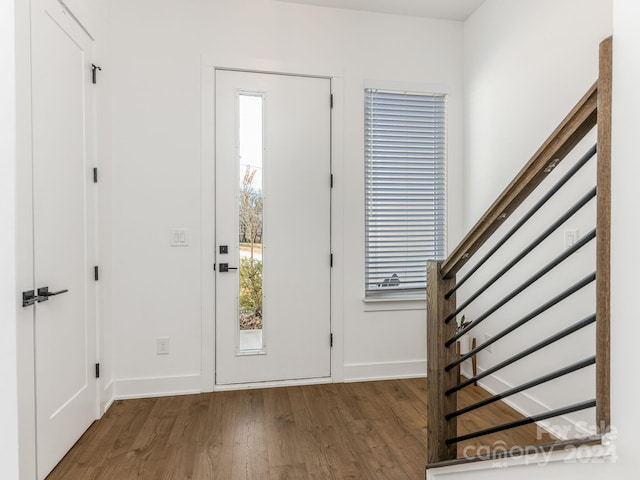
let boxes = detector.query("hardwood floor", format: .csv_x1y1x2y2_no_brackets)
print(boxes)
47,379,554,479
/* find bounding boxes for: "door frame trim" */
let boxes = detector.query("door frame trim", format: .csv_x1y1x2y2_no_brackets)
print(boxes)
16,0,37,475
200,56,345,391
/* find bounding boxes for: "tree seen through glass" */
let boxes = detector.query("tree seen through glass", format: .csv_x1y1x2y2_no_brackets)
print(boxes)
238,94,263,340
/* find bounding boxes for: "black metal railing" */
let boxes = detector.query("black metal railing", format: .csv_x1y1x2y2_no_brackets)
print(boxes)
446,400,597,445
445,227,596,347
426,36,612,468
447,272,595,371
444,144,597,301
446,356,596,420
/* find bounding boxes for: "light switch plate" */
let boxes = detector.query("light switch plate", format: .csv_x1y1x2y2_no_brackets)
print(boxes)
170,229,188,247
564,229,579,248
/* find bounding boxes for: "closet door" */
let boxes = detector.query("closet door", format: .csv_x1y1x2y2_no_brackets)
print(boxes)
31,0,98,476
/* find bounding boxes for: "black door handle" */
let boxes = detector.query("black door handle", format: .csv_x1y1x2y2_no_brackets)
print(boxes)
37,286,69,300
218,263,238,272
22,286,68,307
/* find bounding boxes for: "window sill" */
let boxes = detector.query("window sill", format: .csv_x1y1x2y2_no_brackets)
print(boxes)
362,294,426,312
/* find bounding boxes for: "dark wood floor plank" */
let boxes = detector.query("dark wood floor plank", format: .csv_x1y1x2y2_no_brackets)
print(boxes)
230,389,269,480
47,378,556,480
300,384,365,479
129,396,183,479
98,397,158,477
192,390,238,480
264,386,306,470
269,462,309,480
342,381,422,479
285,386,335,479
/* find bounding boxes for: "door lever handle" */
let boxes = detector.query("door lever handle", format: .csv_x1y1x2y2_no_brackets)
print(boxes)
38,287,69,297
36,286,69,302
22,287,69,307
218,263,238,272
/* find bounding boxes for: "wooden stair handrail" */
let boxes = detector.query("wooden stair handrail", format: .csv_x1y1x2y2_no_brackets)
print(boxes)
441,83,598,279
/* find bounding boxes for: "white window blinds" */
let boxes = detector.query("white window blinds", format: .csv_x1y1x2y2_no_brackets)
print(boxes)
365,88,447,295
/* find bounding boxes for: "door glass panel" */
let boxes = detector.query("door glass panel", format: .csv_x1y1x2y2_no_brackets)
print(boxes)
238,93,264,353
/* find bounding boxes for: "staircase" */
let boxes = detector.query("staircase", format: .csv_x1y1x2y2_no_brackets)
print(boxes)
426,36,612,474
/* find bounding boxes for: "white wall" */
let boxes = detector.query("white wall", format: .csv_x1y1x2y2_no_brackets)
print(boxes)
427,0,638,477
608,0,640,471
0,0,20,476
464,0,612,227
459,0,612,437
105,0,465,395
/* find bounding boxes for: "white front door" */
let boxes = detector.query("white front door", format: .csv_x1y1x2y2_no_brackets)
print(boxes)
31,0,97,477
215,70,331,385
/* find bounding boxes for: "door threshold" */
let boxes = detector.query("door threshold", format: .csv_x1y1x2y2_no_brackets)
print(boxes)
214,376,332,392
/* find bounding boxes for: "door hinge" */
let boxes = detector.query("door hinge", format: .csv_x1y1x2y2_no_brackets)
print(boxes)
330,333,333,347
93,167,98,183
91,64,101,84
330,94,333,109
330,254,333,267
94,266,99,281
95,363,100,378
330,174,334,188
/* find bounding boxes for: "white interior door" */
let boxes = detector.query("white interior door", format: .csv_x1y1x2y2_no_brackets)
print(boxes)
215,70,331,385
31,0,97,477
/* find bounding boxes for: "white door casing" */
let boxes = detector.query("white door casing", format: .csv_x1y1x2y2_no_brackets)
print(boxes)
215,70,331,385
31,0,98,477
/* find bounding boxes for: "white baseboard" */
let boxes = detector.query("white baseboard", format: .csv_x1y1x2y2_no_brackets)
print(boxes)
112,374,202,400
109,374,331,400
109,362,426,401
343,360,426,383
101,381,115,415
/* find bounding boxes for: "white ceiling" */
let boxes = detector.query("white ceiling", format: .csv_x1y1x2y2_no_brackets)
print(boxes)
276,0,486,21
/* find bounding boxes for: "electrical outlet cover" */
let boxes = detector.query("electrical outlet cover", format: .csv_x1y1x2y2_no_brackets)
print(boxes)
157,337,170,355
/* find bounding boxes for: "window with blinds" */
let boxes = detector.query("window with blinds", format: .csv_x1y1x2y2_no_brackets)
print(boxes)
365,88,447,295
